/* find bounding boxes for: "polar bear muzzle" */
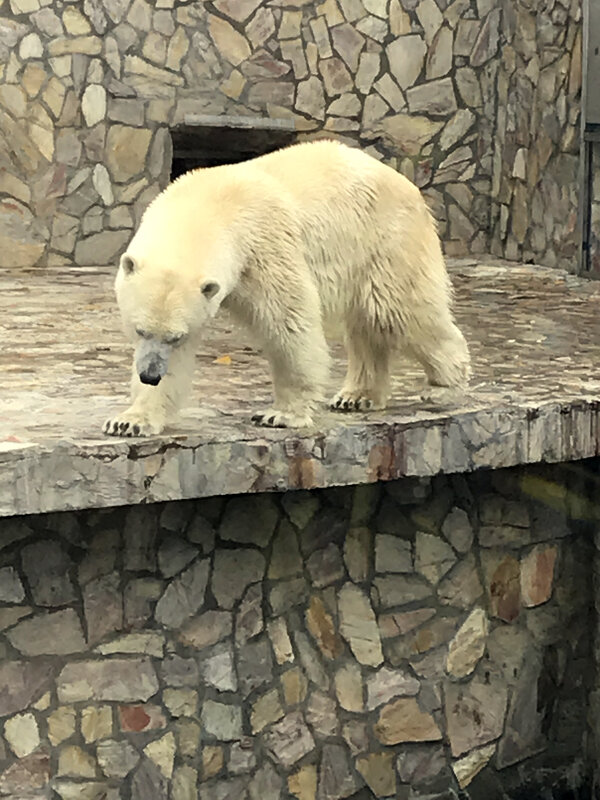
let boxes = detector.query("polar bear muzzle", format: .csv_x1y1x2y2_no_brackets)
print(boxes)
136,338,171,386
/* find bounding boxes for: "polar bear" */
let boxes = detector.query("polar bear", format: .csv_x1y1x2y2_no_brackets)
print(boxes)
103,139,470,437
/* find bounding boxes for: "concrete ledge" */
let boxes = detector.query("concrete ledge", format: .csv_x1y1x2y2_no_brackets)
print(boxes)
2,258,600,517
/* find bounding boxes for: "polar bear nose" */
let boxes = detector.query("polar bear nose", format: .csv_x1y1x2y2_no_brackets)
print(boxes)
139,371,162,386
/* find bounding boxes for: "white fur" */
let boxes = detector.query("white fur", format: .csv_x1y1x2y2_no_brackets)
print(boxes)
103,139,471,437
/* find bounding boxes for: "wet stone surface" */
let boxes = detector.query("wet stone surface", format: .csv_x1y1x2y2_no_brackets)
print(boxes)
2,257,600,516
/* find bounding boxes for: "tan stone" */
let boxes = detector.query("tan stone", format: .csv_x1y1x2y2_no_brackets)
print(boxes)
251,688,284,733
124,54,184,85
378,113,443,156
267,617,294,664
310,15,333,58
63,6,92,35
201,744,223,779
209,15,251,66
48,707,76,746
4,713,40,757
166,27,189,71
374,698,442,745
338,583,383,667
387,35,426,90
281,38,308,79
279,10,303,38
378,608,436,638
390,0,411,34
296,75,325,119
446,607,488,678
282,667,308,707
22,63,46,98
106,125,152,182
81,706,113,743
48,37,102,56
0,170,30,204
334,663,363,712
520,545,557,607
43,77,66,118
144,732,176,779
163,689,198,718
58,745,96,778
356,752,396,797
481,552,521,622
0,199,45,267
319,57,353,96
306,595,343,660
288,763,317,800
452,743,495,789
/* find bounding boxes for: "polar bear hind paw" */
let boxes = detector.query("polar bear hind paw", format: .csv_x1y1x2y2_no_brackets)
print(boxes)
103,410,165,437
251,408,314,428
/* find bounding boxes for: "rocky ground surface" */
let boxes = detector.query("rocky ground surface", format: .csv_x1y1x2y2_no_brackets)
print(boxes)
2,257,600,516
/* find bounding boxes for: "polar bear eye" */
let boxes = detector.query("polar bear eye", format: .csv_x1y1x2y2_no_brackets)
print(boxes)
135,327,152,339
164,333,184,345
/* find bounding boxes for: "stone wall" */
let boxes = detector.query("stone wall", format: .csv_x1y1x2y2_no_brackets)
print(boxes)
489,0,582,270
0,462,595,799
0,0,503,267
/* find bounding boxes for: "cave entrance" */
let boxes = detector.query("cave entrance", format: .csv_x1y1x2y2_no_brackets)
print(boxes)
170,114,297,180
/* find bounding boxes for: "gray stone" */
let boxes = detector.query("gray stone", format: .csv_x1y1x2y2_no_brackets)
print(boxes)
416,0,443,43
496,651,545,768
317,743,360,799
97,739,140,778
366,666,420,710
427,24,453,79
132,757,168,800
0,661,54,717
375,534,412,573
236,583,263,645
124,578,163,628
441,506,473,552
281,491,319,529
229,741,257,774
220,495,279,547
248,761,283,800
415,532,457,584
199,777,248,800
356,14,388,41
155,559,209,628
7,609,86,656
396,743,447,785
57,659,159,703
84,571,123,645
212,549,265,610
158,537,199,578
375,575,432,607
406,77,457,115
319,57,353,96
180,609,232,649
445,671,508,757
237,636,273,696
263,711,315,768
202,643,237,692
331,22,364,71
201,700,242,741
160,655,199,687
343,527,371,582
22,541,76,606
470,8,500,66
338,582,383,666
306,690,339,737
296,74,326,120
294,631,330,691
0,566,25,602
269,577,308,615
355,51,380,94
306,543,345,587
75,230,130,266
268,519,303,579
437,554,484,609
387,35,426,90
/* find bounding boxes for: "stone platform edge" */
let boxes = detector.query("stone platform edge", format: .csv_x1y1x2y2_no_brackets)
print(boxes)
2,398,599,518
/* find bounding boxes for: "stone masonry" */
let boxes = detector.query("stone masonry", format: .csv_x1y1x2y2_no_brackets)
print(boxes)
0,0,583,270
0,461,595,799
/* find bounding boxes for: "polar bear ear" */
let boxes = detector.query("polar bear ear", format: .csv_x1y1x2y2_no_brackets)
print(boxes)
200,280,220,300
120,254,137,275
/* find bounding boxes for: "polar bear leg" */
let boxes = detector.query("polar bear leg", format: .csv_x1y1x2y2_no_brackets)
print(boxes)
251,325,330,428
406,315,471,402
103,341,196,437
330,326,392,412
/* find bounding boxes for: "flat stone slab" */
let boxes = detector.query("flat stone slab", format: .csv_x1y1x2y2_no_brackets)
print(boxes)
2,258,600,517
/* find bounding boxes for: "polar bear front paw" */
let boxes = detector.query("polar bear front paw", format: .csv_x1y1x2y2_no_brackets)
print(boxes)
329,392,377,412
103,409,165,437
251,408,314,428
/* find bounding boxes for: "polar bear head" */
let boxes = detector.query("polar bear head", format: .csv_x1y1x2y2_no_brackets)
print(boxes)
114,252,221,386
